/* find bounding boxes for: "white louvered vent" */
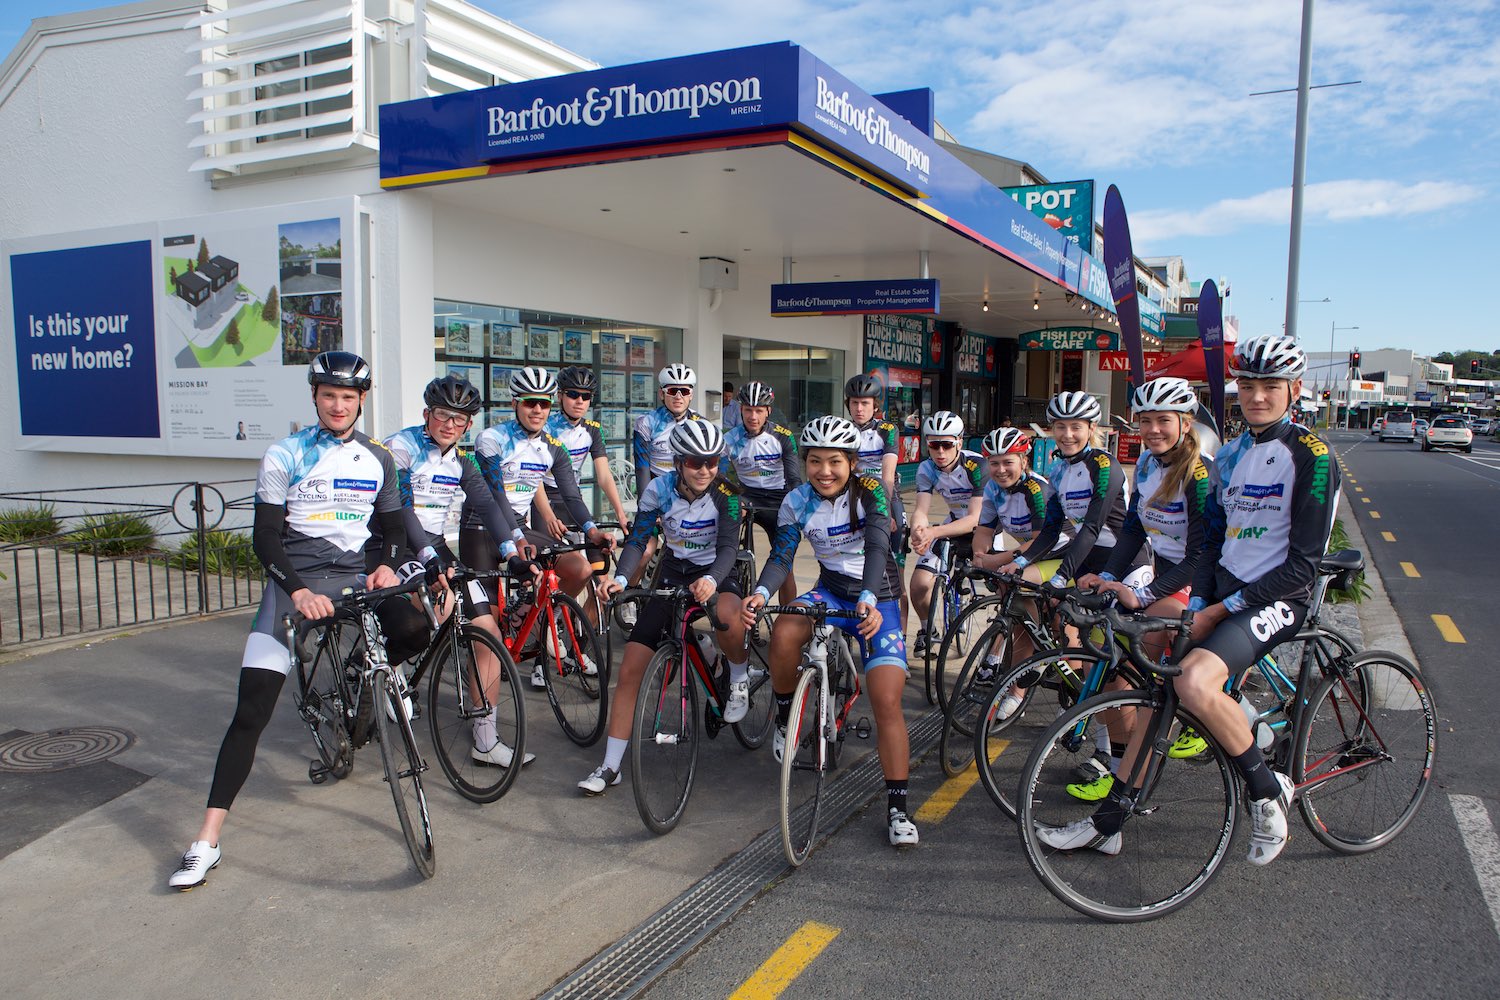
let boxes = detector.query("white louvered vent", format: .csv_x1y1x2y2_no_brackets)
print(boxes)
412,0,595,98
186,0,371,175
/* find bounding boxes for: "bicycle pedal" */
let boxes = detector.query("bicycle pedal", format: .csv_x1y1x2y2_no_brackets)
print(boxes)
853,717,872,739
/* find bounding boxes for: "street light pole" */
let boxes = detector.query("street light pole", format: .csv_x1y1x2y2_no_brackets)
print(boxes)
1283,0,1317,341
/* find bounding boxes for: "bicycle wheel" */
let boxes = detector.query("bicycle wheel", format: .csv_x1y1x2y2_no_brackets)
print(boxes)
940,623,1012,777
934,594,1006,715
541,592,610,746
372,670,436,879
974,647,1107,818
780,665,826,866
1294,651,1436,854
1017,690,1238,921
427,625,526,804
731,659,776,750
632,641,699,834
295,616,359,781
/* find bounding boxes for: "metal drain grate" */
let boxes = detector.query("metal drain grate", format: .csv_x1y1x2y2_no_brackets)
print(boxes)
541,707,944,1000
0,727,136,772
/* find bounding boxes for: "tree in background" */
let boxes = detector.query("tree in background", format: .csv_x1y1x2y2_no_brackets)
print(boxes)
225,315,242,352
196,238,210,270
262,286,279,323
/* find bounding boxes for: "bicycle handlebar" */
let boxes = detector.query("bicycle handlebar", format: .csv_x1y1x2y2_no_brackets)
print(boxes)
759,602,866,622
1048,587,1194,677
284,573,429,639
607,586,729,631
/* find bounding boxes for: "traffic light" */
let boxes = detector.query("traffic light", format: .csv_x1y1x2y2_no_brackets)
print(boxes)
1471,359,1481,375
1349,351,1361,368
1322,390,1331,401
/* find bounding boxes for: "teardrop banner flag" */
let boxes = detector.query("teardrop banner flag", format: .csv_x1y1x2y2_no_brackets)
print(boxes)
1197,278,1226,436
1102,185,1144,389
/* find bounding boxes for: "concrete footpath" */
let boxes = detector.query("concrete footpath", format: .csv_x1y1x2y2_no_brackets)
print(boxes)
0,546,917,1000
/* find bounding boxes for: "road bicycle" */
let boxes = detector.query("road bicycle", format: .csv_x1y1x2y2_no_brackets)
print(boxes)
494,542,609,746
918,538,979,705
614,587,774,834
1016,556,1435,921
408,564,527,804
761,602,872,866
287,575,435,879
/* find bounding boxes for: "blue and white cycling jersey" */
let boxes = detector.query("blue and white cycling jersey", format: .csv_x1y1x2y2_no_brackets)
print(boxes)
916,451,986,521
544,412,606,484
979,471,1057,542
383,426,518,555
853,418,899,477
615,472,741,584
757,478,900,604
254,426,403,575
1016,445,1126,583
469,419,593,530
721,422,800,497
633,406,702,485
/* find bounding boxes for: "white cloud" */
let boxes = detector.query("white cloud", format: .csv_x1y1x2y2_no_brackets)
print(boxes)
1131,178,1481,241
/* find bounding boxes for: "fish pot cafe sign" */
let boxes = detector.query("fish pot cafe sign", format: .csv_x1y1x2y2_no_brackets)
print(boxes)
1020,328,1119,351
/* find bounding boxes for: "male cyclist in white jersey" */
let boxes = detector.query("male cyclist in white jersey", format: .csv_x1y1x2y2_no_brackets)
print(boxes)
169,352,406,890
908,410,985,657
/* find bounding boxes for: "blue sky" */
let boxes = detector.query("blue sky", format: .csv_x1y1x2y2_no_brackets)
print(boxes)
6,1,1498,355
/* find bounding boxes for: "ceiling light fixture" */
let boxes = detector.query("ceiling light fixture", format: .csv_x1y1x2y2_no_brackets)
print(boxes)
982,298,989,312
1032,295,1040,311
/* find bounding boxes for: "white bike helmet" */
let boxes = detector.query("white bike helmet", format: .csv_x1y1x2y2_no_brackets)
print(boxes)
1046,391,1102,424
658,364,697,388
669,418,723,460
737,381,775,407
1131,377,1199,415
509,366,556,398
983,427,1031,456
800,415,861,451
1230,334,1307,380
923,410,964,441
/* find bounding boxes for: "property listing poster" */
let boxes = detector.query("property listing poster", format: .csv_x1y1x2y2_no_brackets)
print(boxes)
5,198,360,457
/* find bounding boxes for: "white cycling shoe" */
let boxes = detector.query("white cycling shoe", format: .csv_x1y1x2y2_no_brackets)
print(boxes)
888,808,919,848
723,680,750,724
530,664,547,690
1034,816,1122,856
996,693,1023,721
578,765,621,795
1247,772,1296,866
772,724,787,764
472,741,536,768
168,840,221,891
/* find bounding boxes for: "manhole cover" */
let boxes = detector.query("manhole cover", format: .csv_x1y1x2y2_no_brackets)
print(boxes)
0,727,136,772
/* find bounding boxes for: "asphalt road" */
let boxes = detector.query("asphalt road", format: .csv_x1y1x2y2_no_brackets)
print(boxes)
641,429,1500,1000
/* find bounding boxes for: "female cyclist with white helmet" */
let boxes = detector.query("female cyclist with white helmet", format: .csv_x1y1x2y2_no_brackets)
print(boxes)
581,419,750,794
1000,390,1132,588
1064,376,1212,801
908,410,985,658
1038,334,1339,867
741,415,919,848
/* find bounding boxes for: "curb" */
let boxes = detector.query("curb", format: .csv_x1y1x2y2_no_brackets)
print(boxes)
1333,486,1420,669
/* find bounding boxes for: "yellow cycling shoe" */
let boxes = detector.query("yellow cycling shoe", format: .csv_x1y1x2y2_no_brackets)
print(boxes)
1169,728,1208,759
1066,773,1115,801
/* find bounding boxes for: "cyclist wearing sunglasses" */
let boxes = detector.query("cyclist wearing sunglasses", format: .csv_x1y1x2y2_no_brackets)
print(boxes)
741,415,918,849
373,374,536,767
908,411,985,658
583,420,750,794
720,381,802,604
465,367,613,686
170,352,407,890
634,364,703,490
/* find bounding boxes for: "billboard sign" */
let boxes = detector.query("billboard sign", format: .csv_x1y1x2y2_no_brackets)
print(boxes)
1001,180,1094,253
772,278,938,316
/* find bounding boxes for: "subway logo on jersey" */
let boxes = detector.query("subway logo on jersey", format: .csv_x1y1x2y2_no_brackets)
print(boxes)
1299,432,1331,504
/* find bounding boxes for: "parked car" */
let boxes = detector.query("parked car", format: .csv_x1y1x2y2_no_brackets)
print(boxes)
1424,415,1474,453
1380,410,1416,443
1370,417,1384,435
1472,417,1493,435
1414,418,1430,437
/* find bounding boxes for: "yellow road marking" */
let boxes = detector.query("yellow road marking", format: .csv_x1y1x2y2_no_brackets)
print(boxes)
1370,511,1382,519
1381,531,1396,542
729,922,841,1000
1361,497,1371,503
1354,486,1364,493
1432,615,1466,644
1401,562,1420,578
914,739,1009,824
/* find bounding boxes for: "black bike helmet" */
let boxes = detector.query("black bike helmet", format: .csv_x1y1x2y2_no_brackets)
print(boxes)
558,366,598,392
423,373,482,414
844,373,882,400
308,351,372,391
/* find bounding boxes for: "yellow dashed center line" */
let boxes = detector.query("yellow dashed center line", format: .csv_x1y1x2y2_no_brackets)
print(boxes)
1361,497,1371,503
1401,562,1420,578
1381,531,1396,542
1432,615,1466,644
730,921,841,1000
914,739,1009,824
1354,486,1364,493
1370,511,1382,519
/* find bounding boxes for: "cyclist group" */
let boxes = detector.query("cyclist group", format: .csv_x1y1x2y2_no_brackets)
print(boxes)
171,330,1337,890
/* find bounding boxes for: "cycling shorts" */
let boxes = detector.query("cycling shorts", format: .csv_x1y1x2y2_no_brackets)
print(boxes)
1192,599,1309,675
792,586,907,675
243,572,360,676
629,557,742,649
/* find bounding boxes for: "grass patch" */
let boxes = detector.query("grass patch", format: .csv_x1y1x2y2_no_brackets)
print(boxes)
65,513,158,557
0,503,61,543
189,302,278,367
173,530,259,575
